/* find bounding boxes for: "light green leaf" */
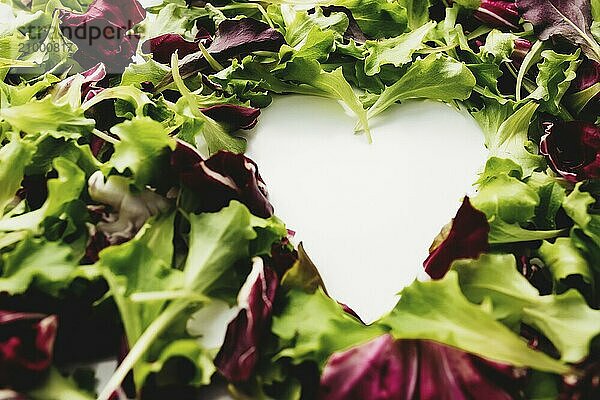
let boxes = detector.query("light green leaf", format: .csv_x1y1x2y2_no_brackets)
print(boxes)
0,157,85,232
183,201,257,293
110,117,176,187
400,0,431,30
0,96,94,138
529,50,581,115
0,235,80,296
453,254,600,363
487,101,544,177
0,137,35,216
272,287,384,367
380,271,569,373
364,21,435,75
479,30,517,62
563,183,600,246
367,53,476,120
538,237,593,286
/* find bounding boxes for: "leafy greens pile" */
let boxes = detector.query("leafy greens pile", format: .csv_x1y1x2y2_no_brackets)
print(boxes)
0,0,600,399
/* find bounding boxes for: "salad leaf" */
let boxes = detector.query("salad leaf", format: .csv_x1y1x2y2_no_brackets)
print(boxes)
363,21,435,75
0,236,81,296
517,0,600,63
366,53,476,121
452,254,600,362
380,271,569,373
423,197,490,279
538,237,594,287
529,50,580,115
0,138,35,217
109,117,176,187
272,287,384,367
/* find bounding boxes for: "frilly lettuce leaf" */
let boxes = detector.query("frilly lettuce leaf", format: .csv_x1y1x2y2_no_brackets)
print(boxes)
380,271,569,373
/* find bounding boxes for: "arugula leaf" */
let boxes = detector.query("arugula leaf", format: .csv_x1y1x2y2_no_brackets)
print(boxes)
380,271,569,373
363,21,434,75
366,53,476,120
517,0,600,63
452,254,600,363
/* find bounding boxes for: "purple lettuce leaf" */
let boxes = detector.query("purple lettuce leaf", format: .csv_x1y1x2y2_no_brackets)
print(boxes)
199,104,261,131
516,0,600,63
572,59,600,92
53,63,107,102
214,258,278,382
318,334,417,400
540,120,600,181
318,335,521,400
174,18,285,82
474,0,521,31
170,140,274,218
423,197,490,279
143,34,201,64
59,0,146,72
207,18,286,60
0,311,58,389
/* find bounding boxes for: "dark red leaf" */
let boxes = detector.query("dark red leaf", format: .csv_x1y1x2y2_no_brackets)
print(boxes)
200,104,261,131
143,34,200,64
0,311,58,389
214,260,278,382
171,141,274,218
423,197,490,279
59,0,146,72
540,121,600,181
207,18,285,60
474,0,521,31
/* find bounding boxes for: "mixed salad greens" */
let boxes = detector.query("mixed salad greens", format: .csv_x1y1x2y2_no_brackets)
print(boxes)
0,0,600,398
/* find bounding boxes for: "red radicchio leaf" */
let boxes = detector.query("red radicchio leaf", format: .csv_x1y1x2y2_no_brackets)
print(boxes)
214,259,278,382
199,104,261,131
174,18,286,80
207,18,285,60
516,0,600,63
319,335,522,400
59,0,146,72
143,34,201,64
423,197,490,280
318,334,417,400
0,311,58,389
170,141,274,218
540,121,600,182
473,0,521,31
54,62,107,102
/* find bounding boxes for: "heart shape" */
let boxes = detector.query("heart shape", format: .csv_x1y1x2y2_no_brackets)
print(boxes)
247,96,486,322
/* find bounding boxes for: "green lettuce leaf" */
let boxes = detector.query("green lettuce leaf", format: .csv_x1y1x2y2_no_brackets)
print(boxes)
363,21,434,75
0,136,35,216
452,254,600,363
366,53,476,120
109,117,176,188
380,271,569,373
272,287,384,367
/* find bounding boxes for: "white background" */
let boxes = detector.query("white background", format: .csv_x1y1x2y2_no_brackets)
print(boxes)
247,96,487,323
